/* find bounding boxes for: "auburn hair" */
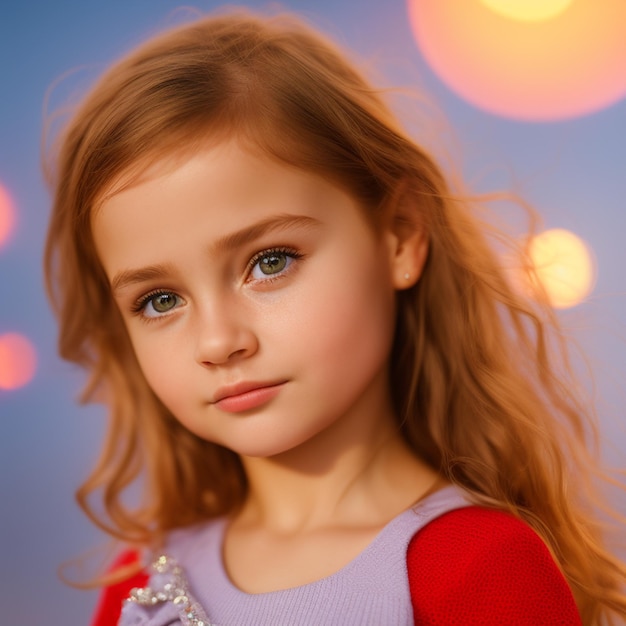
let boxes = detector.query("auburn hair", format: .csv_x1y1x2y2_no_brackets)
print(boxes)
44,10,625,623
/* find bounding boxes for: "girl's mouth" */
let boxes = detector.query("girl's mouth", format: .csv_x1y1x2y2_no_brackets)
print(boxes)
212,381,286,413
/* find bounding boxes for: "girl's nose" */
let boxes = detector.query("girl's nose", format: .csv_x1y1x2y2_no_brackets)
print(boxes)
193,301,259,366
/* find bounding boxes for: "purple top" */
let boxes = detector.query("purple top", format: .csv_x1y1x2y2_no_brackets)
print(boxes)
119,486,469,626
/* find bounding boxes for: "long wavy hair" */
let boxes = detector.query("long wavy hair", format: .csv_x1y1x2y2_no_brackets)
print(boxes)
44,11,625,623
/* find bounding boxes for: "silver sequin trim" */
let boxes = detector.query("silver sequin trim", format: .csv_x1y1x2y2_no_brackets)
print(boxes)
125,554,215,626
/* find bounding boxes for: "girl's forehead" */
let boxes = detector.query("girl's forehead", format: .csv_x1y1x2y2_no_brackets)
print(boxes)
95,136,360,219
95,144,214,212
94,134,266,210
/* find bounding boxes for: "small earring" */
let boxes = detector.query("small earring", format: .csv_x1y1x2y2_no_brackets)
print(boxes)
404,273,410,280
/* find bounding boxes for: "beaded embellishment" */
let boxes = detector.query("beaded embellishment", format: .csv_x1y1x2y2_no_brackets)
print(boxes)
126,554,215,626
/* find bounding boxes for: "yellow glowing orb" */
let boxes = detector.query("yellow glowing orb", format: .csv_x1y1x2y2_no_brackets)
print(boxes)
407,0,626,120
0,183,15,247
526,229,595,309
0,333,37,390
480,0,573,22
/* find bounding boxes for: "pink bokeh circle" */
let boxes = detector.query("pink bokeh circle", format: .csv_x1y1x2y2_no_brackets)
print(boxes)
0,333,37,390
0,183,16,247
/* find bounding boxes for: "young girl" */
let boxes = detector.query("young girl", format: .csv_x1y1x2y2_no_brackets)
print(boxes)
44,10,625,626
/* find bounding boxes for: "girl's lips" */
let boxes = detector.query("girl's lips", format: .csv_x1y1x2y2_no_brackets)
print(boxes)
213,381,286,413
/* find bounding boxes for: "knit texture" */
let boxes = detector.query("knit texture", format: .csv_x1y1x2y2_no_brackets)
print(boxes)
102,487,468,625
407,507,582,625
92,489,582,625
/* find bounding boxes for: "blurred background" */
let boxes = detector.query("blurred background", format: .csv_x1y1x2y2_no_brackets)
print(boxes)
1,1,625,623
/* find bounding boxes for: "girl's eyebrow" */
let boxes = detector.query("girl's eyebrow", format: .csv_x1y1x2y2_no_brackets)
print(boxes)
111,263,176,295
110,213,322,295
210,213,322,254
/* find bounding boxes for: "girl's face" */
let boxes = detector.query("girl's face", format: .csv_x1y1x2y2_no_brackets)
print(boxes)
93,140,410,458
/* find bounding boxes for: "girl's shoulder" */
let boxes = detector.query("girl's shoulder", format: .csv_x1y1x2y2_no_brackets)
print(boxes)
408,505,582,624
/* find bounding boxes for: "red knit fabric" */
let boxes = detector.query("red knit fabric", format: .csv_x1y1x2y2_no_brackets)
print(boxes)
407,506,582,625
90,550,149,626
91,507,582,625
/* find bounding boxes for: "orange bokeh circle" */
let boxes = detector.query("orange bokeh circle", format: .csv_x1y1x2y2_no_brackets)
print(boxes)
0,333,37,390
516,228,595,309
407,0,626,121
0,183,16,247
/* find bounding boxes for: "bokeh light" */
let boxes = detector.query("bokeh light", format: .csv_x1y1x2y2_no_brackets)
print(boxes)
479,0,572,22
0,182,16,248
408,0,626,120
0,333,38,391
524,229,595,309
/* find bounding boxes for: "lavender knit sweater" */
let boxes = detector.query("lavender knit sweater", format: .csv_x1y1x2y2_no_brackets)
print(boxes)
119,486,468,626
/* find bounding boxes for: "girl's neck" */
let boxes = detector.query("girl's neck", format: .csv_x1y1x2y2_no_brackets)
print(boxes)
224,417,442,595
235,411,441,534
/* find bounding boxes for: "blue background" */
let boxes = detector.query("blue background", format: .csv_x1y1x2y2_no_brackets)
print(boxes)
1,1,624,624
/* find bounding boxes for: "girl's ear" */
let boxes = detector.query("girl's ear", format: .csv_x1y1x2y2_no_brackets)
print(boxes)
384,193,429,290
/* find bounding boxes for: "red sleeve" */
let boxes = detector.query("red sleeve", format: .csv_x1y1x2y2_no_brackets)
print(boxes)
407,506,582,625
90,550,150,626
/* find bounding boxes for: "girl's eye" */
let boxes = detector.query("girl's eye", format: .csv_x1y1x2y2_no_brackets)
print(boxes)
133,291,183,318
249,248,299,280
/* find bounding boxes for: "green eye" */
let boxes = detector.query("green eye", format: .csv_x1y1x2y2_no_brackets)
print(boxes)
249,247,300,281
135,291,182,318
151,293,178,312
258,253,288,275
